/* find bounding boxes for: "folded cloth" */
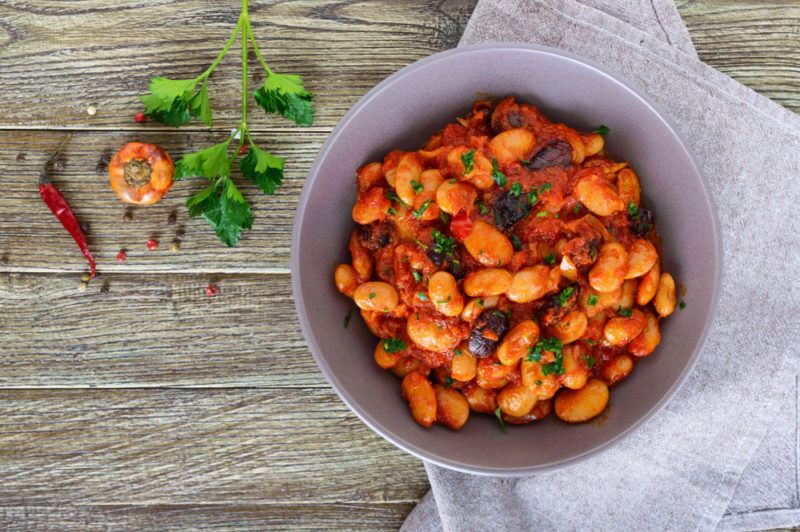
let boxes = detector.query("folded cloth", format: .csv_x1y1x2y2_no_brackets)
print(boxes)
402,0,800,530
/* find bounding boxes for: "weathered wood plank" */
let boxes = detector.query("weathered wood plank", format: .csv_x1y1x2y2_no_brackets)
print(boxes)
0,388,428,504
0,130,320,273
0,0,476,130
677,0,800,112
0,272,349,387
0,503,414,531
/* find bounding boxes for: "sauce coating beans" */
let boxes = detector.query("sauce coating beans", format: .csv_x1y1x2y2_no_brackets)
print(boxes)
334,96,678,430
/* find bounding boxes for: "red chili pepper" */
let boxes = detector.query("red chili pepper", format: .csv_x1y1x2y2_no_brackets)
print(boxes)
450,210,474,241
38,136,96,279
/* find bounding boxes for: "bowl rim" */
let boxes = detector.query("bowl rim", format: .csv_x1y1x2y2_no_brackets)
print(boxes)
291,42,722,476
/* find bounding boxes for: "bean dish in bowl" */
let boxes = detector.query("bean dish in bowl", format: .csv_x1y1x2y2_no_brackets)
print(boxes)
334,96,678,431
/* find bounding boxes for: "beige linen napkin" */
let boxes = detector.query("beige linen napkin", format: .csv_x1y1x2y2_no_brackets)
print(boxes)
402,1,799,530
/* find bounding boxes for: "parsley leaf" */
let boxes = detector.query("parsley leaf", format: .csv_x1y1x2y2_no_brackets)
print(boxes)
175,139,233,180
491,157,507,187
412,200,431,219
461,150,475,175
430,230,456,256
382,337,407,353
494,407,508,433
187,177,253,246
594,124,610,136
253,73,315,126
509,182,523,197
239,143,285,195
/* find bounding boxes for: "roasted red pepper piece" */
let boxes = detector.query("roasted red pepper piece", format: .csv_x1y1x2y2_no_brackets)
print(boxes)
38,137,96,279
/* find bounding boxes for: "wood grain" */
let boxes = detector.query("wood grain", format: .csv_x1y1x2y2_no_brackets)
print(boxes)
0,0,476,130
0,388,428,504
0,130,322,273
0,503,414,531
0,272,333,387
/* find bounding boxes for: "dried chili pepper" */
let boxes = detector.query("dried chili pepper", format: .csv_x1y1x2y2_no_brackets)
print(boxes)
38,135,96,279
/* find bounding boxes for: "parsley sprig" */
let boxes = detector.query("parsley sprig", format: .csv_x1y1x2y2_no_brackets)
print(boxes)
140,0,314,246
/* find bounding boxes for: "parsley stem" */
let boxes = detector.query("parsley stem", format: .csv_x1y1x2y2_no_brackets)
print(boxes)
197,22,242,82
247,21,273,76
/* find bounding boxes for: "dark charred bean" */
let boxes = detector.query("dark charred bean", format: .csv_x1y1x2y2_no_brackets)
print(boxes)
493,190,530,231
469,310,510,357
630,207,655,236
359,222,392,252
525,140,573,171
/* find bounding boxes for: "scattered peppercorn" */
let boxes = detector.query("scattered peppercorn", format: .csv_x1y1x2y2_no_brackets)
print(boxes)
134,112,146,123
170,241,180,252
205,284,218,297
146,239,158,251
123,209,133,222
116,250,127,262
167,211,178,225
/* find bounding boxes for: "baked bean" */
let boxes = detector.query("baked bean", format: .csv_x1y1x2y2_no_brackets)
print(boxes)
625,239,658,279
428,271,465,317
575,174,625,216
603,309,646,347
497,320,540,365
629,310,661,357
334,263,358,297
391,356,429,379
436,179,478,215
352,186,390,224
476,357,515,389
618,279,638,309
435,385,470,430
589,242,628,293
580,285,622,317
406,312,460,352
354,282,399,312
654,273,677,317
462,382,498,414
520,358,559,399
602,354,634,385
461,295,499,322
463,268,513,297
636,262,660,306
394,153,424,205
356,162,384,193
561,344,590,390
451,343,478,381
551,310,588,344
374,340,402,369
616,168,640,206
401,372,437,428
507,265,549,303
554,378,609,423
497,384,538,417
463,221,514,267
488,128,536,165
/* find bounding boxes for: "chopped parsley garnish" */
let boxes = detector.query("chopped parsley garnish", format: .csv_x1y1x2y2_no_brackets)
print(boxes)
477,201,489,215
511,234,523,251
343,308,353,328
412,270,422,283
679,300,686,310
368,292,377,299
587,294,599,306
412,200,431,219
594,124,610,136
385,189,407,206
509,182,523,197
430,230,456,256
416,292,428,301
494,407,508,433
556,286,575,307
461,150,475,176
491,157,507,187
543,253,556,265
627,202,639,218
382,337,407,353
617,307,633,317
582,354,596,368
410,180,423,194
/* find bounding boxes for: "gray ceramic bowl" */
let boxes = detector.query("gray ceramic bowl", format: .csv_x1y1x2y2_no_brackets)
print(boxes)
291,43,721,475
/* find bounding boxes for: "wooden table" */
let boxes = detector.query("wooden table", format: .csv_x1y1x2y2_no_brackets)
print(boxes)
0,1,797,528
